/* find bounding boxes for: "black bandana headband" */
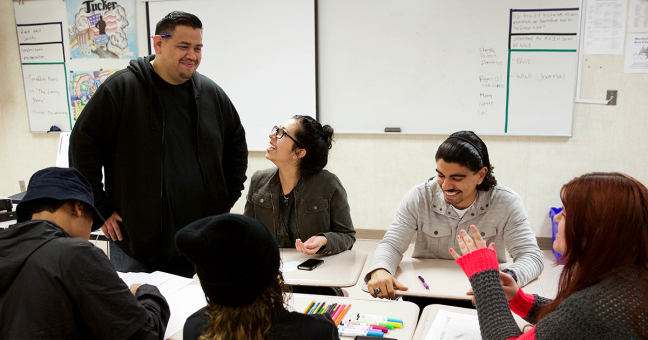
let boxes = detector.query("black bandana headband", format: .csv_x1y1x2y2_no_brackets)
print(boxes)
446,136,484,164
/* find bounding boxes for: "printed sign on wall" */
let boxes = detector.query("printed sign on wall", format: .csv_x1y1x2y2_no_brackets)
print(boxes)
66,0,137,59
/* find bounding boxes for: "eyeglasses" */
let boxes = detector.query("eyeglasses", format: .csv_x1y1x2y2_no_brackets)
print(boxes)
271,126,301,146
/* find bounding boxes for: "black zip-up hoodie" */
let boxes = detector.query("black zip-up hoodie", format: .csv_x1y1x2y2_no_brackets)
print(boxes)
70,55,248,262
0,220,170,339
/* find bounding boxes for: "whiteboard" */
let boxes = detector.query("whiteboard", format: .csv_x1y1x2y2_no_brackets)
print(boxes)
318,0,581,136
147,0,316,151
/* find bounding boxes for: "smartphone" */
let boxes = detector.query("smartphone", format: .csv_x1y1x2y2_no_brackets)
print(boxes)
297,259,324,271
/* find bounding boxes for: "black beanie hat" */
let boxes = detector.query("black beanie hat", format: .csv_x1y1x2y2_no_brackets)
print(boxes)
175,213,280,307
16,167,105,231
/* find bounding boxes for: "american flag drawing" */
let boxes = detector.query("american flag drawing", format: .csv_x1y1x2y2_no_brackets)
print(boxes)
89,13,118,35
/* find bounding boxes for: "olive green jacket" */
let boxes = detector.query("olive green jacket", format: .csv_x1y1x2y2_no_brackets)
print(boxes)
244,168,355,255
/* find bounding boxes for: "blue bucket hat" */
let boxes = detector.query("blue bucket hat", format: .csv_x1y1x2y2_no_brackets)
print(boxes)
16,167,105,231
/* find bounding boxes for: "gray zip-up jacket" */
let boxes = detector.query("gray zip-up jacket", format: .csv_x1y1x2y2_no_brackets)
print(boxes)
365,177,543,287
244,168,356,255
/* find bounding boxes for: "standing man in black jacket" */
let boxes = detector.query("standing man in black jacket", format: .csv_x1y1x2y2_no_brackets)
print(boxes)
70,11,248,277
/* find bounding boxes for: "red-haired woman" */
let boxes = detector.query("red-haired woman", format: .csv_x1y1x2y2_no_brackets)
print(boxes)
449,172,648,339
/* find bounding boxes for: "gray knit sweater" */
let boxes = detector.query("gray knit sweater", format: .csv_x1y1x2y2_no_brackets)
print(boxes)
366,179,543,287
457,248,648,340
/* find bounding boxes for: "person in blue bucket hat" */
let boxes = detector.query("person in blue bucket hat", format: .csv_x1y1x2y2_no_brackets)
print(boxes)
0,167,170,339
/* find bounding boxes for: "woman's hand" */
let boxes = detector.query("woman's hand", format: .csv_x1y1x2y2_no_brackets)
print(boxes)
499,271,519,301
449,225,495,260
295,236,327,255
466,272,520,303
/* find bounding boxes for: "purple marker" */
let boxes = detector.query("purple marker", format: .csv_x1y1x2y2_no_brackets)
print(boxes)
418,275,429,290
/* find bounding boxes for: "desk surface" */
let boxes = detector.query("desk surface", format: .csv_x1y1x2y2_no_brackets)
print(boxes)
412,304,531,340
362,258,543,300
170,293,420,340
281,249,368,288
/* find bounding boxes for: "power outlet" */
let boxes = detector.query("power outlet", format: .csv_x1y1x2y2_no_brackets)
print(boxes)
19,180,26,192
606,90,617,105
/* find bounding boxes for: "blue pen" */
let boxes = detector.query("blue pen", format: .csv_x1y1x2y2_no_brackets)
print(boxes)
151,34,171,38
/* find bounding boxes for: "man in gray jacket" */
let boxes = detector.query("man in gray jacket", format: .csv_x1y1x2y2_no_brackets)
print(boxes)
366,131,543,300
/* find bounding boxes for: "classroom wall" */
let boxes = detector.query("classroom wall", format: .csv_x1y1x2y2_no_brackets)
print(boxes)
2,1,647,237
0,0,59,197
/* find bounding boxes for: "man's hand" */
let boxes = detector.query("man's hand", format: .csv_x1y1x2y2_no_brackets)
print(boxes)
101,211,123,241
295,236,327,255
130,283,142,296
367,269,409,300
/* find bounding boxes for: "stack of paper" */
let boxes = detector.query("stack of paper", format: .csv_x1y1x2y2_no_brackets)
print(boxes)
117,271,207,339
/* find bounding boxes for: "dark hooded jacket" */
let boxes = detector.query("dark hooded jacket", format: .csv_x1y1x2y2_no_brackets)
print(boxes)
0,220,170,339
69,55,248,262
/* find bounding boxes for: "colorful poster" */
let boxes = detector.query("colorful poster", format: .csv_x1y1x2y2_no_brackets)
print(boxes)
66,0,137,59
68,69,119,120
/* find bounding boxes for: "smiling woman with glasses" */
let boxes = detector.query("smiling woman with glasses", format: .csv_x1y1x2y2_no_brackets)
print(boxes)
243,115,356,260
271,125,301,147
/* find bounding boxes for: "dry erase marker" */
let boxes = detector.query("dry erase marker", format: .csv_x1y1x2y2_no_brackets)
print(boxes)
338,329,384,337
358,319,402,328
357,313,404,324
418,275,429,290
353,320,395,329
338,326,385,336
342,323,388,333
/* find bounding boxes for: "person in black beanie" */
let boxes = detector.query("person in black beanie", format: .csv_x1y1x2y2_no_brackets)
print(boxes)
177,213,340,340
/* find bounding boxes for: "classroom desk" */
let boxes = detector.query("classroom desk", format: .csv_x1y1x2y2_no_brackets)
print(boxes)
411,304,530,340
361,258,543,300
281,249,368,288
169,293,421,340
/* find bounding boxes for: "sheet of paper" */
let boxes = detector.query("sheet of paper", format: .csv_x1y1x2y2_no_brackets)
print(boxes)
117,271,133,280
628,0,648,33
162,285,208,339
158,275,197,294
281,260,301,273
118,271,178,287
624,33,648,72
583,0,628,54
425,309,482,340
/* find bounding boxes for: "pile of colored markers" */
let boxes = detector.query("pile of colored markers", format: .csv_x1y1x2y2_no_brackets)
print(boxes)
338,313,403,338
303,302,403,338
303,301,352,326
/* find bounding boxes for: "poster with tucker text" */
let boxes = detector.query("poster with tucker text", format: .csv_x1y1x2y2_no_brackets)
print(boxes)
66,0,137,59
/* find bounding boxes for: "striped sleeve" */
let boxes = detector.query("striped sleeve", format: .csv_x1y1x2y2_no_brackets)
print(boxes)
457,248,531,340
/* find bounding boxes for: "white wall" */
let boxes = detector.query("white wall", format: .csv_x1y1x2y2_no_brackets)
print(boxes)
2,1,647,237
